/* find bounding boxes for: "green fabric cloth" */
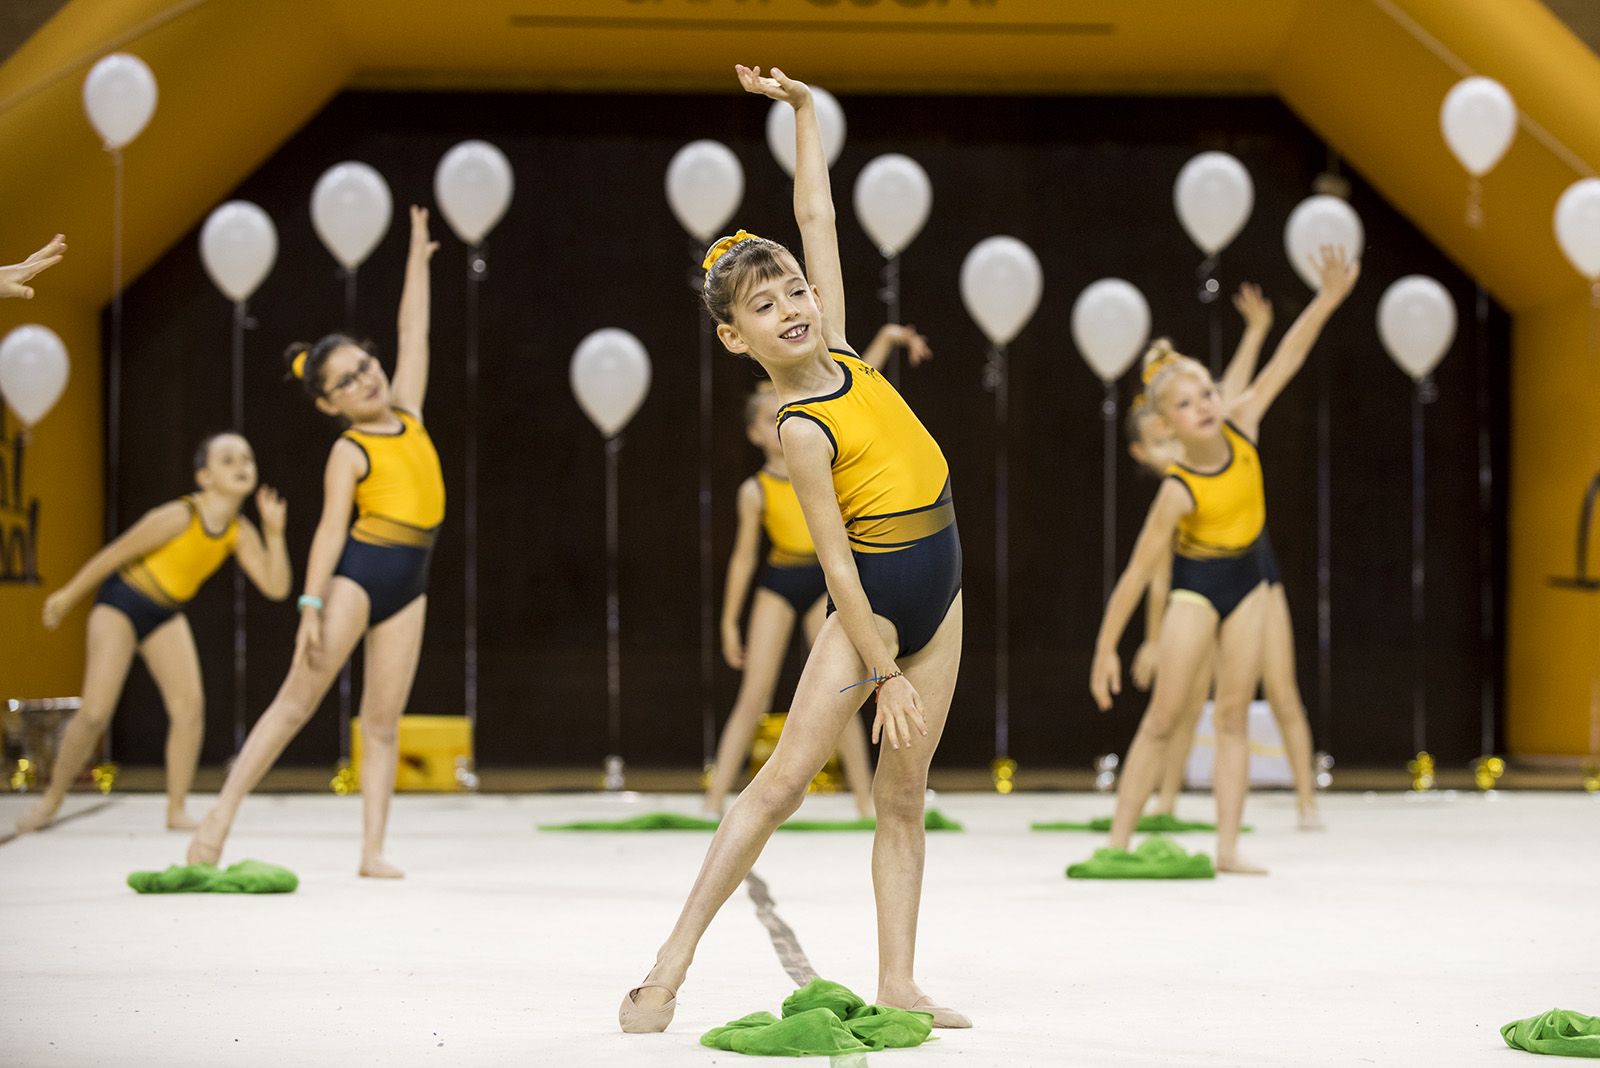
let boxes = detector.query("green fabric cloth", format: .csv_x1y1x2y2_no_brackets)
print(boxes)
127,859,298,894
701,978,934,1056
1502,1009,1600,1057
1032,813,1250,833
538,809,963,833
1065,836,1215,879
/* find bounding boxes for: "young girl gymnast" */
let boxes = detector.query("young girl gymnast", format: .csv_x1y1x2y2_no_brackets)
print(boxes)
1089,251,1356,873
707,323,931,818
620,65,968,1033
1127,285,1324,830
18,434,289,832
188,206,442,878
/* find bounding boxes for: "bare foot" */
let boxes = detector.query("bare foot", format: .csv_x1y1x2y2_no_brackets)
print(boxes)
166,810,200,832
15,795,63,833
186,811,226,866
1297,808,1325,831
358,856,405,879
1216,854,1269,875
878,983,972,1029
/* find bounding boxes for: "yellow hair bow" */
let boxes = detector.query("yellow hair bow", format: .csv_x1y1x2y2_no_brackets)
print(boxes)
702,229,763,272
291,349,310,380
1140,352,1180,385
1131,392,1148,412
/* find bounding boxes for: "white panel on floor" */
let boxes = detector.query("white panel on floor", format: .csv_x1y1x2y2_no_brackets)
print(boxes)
1183,699,1295,787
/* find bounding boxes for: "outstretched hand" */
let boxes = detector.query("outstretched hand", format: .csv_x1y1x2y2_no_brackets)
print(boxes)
891,324,934,367
1233,282,1272,332
255,486,287,536
0,235,66,300
735,64,811,108
409,205,439,261
1309,245,1360,303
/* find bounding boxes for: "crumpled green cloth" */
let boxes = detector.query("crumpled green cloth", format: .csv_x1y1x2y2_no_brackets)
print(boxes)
127,859,298,894
539,809,964,833
1033,813,1250,833
1502,1009,1600,1057
701,978,934,1056
1065,836,1215,879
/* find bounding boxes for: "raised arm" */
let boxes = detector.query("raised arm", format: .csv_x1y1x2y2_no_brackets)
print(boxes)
1229,247,1359,439
1089,480,1192,710
294,441,363,669
0,234,66,300
389,206,438,417
860,323,933,372
233,486,292,601
720,478,765,670
41,500,189,628
1217,283,1271,406
782,418,926,750
737,65,847,348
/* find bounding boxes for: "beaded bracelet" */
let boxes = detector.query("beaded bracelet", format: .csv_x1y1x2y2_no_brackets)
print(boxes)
296,594,324,612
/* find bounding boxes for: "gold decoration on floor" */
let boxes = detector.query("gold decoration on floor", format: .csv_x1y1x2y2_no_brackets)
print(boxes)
90,761,118,794
1584,760,1600,794
1407,751,1435,792
1471,755,1505,792
990,757,1016,794
748,712,843,792
10,757,35,792
329,760,358,795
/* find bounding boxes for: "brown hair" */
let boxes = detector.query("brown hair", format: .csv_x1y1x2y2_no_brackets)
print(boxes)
701,235,799,326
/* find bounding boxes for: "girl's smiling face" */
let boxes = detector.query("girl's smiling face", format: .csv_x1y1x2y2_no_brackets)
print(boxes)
717,250,829,367
315,343,392,422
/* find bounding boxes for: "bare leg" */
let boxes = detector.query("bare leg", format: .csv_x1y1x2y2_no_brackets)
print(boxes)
626,613,894,1014
1153,645,1214,817
17,606,137,832
187,578,369,864
1212,585,1269,873
873,594,963,1022
806,597,875,819
140,614,206,830
1261,585,1321,829
1107,600,1218,851
704,590,797,815
356,594,427,878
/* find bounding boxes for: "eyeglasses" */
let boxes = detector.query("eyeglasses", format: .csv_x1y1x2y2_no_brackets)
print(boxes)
326,355,377,396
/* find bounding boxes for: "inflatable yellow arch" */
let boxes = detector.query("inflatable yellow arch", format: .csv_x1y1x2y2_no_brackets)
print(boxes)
2,0,1596,756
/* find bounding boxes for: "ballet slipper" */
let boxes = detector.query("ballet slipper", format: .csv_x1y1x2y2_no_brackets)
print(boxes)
882,995,971,1029
618,981,678,1033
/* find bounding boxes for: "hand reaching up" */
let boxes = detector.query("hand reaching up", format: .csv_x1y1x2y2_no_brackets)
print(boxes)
0,235,66,300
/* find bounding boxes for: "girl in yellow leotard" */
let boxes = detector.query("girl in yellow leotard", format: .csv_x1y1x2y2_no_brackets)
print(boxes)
17,434,290,833
1127,284,1324,831
190,206,441,879
707,324,931,818
621,66,968,1034
1089,250,1357,874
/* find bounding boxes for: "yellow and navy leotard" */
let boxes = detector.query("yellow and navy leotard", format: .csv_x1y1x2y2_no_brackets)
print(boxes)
334,408,446,624
776,349,961,656
96,495,238,639
753,470,827,614
1163,420,1269,620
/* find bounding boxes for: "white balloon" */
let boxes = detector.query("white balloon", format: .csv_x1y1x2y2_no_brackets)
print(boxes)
434,140,514,245
571,328,652,438
0,325,70,428
1555,178,1600,280
1440,76,1516,177
1071,279,1152,383
1284,196,1365,289
1174,152,1254,256
853,154,932,257
1378,276,1457,381
959,237,1043,346
311,162,393,270
765,88,846,177
200,201,278,303
82,53,157,150
665,140,744,243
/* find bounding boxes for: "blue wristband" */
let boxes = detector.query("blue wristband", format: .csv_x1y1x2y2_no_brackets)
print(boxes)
297,595,324,612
